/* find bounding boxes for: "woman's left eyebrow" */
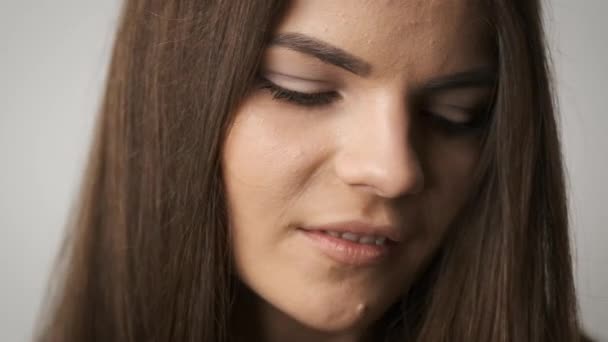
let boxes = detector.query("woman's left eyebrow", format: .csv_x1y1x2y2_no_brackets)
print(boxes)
418,67,497,94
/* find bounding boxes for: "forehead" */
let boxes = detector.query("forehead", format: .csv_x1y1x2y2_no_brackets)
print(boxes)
274,0,491,81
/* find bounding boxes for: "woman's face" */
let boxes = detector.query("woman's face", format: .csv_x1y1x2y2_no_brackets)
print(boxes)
223,0,493,338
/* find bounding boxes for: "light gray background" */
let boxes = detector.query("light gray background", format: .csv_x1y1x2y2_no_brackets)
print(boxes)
1,1,606,341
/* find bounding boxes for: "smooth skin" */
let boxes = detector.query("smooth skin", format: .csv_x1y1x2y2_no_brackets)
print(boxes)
223,0,494,341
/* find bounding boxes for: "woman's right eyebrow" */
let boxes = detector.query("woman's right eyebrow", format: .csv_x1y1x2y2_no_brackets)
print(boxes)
269,32,373,77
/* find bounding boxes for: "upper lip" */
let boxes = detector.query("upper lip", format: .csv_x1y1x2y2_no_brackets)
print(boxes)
299,220,403,243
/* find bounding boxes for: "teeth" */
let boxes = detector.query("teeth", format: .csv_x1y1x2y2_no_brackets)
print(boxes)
359,236,376,244
324,231,388,246
340,232,360,242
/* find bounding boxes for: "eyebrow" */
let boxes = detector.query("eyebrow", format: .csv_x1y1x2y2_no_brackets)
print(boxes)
419,67,497,94
269,32,497,92
270,32,372,76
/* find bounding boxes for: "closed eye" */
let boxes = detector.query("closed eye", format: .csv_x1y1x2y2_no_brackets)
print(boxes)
257,77,340,107
420,104,492,136
255,75,493,135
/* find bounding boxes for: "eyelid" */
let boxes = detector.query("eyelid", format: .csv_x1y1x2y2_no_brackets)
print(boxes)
425,88,492,111
425,104,476,124
262,71,336,93
257,76,340,107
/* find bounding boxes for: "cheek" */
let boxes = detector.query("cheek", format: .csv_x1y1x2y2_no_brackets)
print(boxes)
420,137,479,236
221,95,332,256
224,103,310,205
223,95,331,194
391,138,479,289
430,138,479,201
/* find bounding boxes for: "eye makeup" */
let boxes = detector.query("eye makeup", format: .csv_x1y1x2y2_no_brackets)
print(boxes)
420,104,492,136
256,76,341,107
254,70,493,136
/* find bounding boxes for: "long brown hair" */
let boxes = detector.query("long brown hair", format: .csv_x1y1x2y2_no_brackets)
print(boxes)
36,0,589,341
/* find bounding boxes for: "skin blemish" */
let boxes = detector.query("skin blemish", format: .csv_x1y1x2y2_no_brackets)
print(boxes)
356,303,368,317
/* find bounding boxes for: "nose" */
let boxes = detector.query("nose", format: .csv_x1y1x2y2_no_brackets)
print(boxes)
333,95,425,198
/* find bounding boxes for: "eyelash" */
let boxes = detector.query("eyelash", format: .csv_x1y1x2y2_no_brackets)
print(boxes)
256,76,491,135
422,107,490,135
257,77,340,107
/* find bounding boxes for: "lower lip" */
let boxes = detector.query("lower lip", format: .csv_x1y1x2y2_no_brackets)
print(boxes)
298,228,394,267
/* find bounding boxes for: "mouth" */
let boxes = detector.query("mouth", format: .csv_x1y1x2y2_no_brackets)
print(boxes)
297,228,398,267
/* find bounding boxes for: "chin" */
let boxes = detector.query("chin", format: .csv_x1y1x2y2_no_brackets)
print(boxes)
280,294,385,334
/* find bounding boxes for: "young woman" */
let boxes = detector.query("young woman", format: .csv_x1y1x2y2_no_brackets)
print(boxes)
36,0,592,341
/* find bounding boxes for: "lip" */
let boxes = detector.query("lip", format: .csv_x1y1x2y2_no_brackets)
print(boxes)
298,229,395,266
299,220,403,243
